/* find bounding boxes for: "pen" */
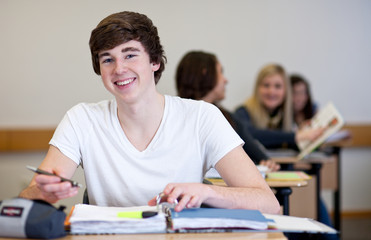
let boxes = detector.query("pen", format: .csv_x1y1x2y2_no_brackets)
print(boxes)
117,211,158,219
26,165,83,188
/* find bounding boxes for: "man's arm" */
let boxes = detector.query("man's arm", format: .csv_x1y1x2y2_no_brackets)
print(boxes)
149,145,280,214
19,145,79,203
204,145,280,213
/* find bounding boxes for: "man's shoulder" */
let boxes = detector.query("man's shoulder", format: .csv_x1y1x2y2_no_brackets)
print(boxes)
67,99,115,118
166,95,216,111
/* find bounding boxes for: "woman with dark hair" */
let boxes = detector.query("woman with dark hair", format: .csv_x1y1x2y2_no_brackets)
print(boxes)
290,74,338,239
176,50,279,170
290,74,317,128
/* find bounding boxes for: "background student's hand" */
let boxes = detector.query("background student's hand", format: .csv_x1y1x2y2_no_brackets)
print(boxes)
295,127,326,143
148,183,210,212
33,174,79,203
298,119,312,129
259,159,280,172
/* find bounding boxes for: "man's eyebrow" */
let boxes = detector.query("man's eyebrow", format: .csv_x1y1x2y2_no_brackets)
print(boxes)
98,52,110,59
98,47,140,59
121,47,140,53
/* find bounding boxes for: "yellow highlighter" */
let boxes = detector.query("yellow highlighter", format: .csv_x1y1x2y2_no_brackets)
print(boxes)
117,211,158,219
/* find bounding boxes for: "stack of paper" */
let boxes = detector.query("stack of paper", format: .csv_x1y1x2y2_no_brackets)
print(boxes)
68,204,166,234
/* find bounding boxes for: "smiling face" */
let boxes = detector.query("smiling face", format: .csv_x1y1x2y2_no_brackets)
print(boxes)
257,73,286,113
98,40,160,104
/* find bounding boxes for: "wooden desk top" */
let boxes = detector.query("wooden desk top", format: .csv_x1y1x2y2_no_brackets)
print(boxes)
265,180,308,188
271,154,335,164
206,178,308,188
0,232,287,240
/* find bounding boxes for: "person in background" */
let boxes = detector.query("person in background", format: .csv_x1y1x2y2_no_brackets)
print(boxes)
176,50,279,171
290,74,317,128
290,73,336,233
234,64,324,150
19,11,280,214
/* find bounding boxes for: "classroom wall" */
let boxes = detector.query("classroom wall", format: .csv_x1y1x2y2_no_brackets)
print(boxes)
1,0,370,212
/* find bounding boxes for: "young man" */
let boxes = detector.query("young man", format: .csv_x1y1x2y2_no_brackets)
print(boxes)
19,11,279,214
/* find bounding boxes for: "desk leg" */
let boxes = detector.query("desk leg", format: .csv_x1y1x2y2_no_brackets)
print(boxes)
333,147,342,232
275,187,292,215
307,163,322,220
314,163,322,220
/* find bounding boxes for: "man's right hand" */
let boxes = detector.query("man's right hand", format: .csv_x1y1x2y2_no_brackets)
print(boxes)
33,174,79,203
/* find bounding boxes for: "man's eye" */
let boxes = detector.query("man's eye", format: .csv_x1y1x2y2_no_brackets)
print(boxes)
102,58,113,64
125,54,136,59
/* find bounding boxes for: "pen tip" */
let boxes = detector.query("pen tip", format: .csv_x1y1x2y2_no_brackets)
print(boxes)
26,165,36,170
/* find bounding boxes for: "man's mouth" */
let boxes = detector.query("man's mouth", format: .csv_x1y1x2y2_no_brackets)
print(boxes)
115,78,135,86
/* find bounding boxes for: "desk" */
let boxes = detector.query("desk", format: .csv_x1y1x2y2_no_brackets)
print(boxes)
321,140,351,232
206,178,308,216
266,180,308,216
272,153,337,228
0,232,287,240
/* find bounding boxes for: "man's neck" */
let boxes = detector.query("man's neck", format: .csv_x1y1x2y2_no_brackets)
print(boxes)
116,93,165,151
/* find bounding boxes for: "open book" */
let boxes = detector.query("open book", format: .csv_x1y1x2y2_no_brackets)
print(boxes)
296,102,345,160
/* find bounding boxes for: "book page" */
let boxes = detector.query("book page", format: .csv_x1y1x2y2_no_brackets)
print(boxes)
297,102,344,160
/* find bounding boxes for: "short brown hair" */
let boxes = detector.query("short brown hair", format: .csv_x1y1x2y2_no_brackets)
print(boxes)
89,11,166,84
176,51,217,99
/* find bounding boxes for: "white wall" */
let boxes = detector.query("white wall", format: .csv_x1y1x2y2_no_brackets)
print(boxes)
0,152,85,211
0,0,370,212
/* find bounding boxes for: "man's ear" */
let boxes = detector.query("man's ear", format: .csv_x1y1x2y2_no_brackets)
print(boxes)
152,62,160,71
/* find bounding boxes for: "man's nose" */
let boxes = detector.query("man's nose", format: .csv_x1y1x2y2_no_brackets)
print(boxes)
114,61,128,74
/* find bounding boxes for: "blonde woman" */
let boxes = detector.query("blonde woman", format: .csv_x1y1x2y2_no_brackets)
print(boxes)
234,64,324,150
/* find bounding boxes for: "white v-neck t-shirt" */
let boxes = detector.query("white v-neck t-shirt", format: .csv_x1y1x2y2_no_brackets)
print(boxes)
50,95,243,207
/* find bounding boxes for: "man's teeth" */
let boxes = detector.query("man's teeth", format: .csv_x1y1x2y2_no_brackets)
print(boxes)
116,78,134,86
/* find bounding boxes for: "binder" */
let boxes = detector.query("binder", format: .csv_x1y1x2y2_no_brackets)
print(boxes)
169,208,268,232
